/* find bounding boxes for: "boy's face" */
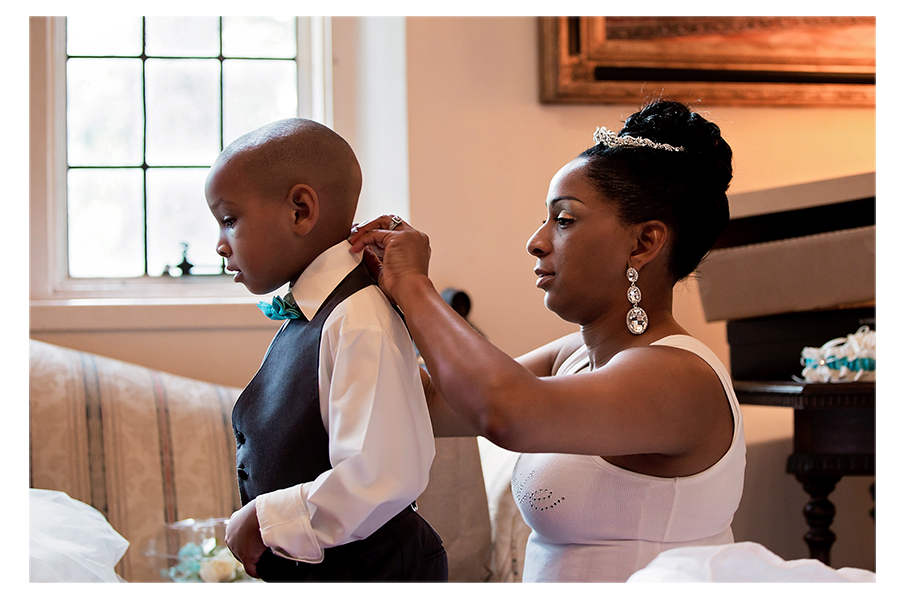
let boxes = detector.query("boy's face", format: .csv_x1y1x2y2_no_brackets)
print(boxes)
205,158,302,295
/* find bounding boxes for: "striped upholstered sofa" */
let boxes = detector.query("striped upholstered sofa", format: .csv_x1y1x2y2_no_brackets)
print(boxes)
29,339,528,582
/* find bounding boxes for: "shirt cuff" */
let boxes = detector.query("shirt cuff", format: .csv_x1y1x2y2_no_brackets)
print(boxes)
255,485,324,564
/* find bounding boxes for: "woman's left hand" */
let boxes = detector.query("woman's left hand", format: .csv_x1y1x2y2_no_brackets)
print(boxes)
348,215,432,306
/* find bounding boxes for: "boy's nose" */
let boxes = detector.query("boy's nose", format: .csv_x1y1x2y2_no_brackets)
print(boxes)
216,242,231,257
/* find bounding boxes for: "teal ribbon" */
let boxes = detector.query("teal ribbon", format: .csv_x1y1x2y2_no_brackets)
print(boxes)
257,292,305,320
804,356,875,372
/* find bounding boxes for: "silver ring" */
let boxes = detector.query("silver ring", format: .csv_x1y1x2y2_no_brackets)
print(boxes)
388,215,403,230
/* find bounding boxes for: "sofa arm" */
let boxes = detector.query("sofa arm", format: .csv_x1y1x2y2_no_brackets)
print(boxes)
416,437,492,582
29,340,242,582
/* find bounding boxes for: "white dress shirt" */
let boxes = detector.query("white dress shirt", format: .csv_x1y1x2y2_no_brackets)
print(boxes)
253,240,435,563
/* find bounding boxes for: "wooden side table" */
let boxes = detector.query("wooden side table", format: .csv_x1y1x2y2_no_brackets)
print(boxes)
734,381,875,565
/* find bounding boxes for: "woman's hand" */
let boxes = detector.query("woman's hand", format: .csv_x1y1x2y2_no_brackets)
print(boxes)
349,215,432,305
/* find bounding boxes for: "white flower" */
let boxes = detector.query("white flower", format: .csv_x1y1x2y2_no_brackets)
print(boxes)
199,549,240,583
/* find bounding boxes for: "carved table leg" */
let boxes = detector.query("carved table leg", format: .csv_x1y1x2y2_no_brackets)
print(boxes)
796,473,840,565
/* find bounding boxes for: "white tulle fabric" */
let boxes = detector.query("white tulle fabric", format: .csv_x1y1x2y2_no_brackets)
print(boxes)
627,541,874,582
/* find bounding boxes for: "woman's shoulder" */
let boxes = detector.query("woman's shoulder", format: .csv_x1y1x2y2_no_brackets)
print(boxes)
597,337,731,418
611,335,722,381
647,335,732,385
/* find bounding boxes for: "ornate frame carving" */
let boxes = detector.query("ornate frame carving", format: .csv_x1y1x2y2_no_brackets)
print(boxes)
539,17,875,107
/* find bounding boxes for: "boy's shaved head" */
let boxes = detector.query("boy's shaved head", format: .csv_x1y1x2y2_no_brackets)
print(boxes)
216,118,362,233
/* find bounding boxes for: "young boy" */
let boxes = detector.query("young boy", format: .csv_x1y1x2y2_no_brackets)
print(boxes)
206,118,447,581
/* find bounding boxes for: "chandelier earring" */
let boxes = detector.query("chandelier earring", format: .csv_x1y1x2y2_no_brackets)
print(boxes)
626,267,648,335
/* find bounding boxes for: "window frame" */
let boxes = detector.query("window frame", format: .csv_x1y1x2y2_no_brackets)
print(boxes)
30,16,334,302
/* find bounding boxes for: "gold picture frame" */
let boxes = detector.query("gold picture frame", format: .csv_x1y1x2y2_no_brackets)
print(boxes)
539,16,875,107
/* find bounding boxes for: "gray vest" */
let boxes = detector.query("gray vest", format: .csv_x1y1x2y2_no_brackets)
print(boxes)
232,262,375,505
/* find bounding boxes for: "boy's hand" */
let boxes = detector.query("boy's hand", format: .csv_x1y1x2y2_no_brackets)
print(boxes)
224,499,267,579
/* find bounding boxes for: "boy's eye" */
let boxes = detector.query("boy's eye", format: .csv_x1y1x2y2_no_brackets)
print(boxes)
223,218,235,228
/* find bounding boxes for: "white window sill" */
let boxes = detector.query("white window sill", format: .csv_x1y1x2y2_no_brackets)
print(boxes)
30,296,280,333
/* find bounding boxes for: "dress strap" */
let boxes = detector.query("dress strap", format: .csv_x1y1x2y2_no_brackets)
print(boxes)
558,344,591,375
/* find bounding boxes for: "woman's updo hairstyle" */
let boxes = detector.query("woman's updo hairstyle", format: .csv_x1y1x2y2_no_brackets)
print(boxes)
579,99,733,282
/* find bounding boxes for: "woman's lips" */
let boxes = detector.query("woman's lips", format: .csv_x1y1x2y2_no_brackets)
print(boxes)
534,268,555,289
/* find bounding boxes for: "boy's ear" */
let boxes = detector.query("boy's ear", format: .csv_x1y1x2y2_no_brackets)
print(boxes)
287,184,319,235
628,220,668,271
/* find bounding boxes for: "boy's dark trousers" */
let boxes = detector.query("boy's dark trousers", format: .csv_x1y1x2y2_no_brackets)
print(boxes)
253,503,448,582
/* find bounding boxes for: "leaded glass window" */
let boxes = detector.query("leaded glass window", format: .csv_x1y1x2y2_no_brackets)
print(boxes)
65,16,300,278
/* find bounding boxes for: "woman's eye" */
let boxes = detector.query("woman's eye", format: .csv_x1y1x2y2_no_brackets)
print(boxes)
555,216,574,228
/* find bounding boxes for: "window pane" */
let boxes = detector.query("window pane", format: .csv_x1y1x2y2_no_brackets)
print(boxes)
223,59,298,146
67,16,142,56
145,59,221,166
63,17,305,280
68,169,145,278
67,58,144,166
145,16,220,57
222,17,296,58
146,168,223,276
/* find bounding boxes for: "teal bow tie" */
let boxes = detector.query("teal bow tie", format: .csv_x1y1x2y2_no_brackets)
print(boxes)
258,292,306,320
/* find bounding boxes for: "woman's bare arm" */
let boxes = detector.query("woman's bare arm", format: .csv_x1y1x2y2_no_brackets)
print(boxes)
420,366,480,437
395,275,726,456
349,220,731,464
424,332,582,437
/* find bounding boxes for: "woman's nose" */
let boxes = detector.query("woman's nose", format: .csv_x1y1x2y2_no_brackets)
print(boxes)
527,224,549,257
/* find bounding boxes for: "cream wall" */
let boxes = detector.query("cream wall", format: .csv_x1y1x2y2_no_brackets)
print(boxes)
30,17,877,572
404,17,875,571
405,16,875,361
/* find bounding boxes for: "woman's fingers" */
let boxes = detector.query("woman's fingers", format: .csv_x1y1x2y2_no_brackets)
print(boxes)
349,214,414,253
349,228,391,254
360,247,392,302
347,214,431,303
349,214,403,243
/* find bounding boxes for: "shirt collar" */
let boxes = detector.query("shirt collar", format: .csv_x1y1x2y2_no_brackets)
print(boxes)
289,240,362,320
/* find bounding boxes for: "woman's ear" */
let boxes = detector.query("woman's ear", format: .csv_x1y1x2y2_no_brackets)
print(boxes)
287,184,319,235
628,220,669,271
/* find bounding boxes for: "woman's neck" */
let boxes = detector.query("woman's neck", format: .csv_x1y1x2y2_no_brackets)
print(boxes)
579,285,685,370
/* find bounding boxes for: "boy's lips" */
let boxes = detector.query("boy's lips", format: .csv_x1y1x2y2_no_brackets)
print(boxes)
226,264,242,282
